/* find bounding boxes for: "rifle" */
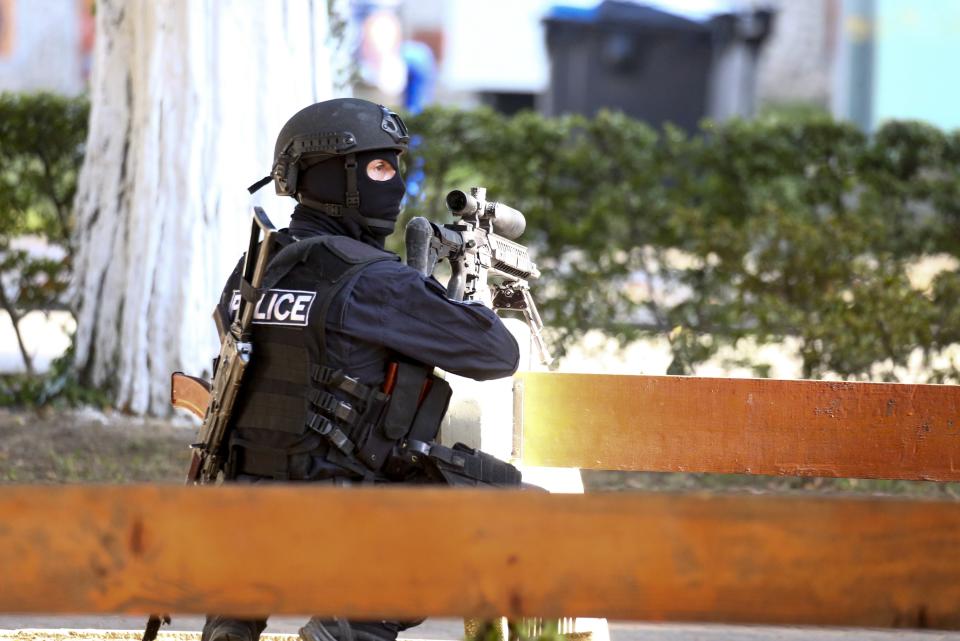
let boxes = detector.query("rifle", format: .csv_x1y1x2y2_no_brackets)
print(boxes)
406,189,553,641
142,207,277,641
405,187,552,364
187,206,277,483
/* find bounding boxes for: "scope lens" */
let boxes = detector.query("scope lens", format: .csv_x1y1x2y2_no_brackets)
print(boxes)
446,190,468,211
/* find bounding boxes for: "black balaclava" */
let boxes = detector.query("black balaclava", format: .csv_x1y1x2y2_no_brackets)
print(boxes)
290,149,405,249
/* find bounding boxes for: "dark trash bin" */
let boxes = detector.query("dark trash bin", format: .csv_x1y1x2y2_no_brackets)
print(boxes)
542,1,773,131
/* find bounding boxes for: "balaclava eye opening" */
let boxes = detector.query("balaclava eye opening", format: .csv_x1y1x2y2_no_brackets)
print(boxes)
298,150,405,240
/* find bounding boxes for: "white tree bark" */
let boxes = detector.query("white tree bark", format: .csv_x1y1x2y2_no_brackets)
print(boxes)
73,0,339,414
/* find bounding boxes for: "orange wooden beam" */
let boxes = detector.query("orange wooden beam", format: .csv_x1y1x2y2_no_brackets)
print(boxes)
2,485,960,629
515,373,960,480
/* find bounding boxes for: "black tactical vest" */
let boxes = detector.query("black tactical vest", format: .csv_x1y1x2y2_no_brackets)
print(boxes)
226,234,399,479
224,233,521,487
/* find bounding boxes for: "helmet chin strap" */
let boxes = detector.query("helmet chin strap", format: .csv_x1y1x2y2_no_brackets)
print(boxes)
294,193,396,233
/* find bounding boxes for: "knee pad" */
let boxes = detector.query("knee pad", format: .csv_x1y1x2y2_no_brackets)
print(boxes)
202,616,267,641
299,618,398,641
300,619,342,641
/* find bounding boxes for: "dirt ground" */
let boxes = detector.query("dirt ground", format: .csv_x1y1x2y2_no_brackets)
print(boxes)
0,408,193,484
3,407,960,500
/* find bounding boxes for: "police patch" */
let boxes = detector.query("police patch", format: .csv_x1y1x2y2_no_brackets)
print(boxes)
229,289,316,327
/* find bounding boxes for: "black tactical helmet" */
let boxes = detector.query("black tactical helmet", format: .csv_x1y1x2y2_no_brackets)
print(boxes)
248,98,409,233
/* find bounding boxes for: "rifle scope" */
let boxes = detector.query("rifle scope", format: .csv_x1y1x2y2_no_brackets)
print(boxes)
446,189,526,240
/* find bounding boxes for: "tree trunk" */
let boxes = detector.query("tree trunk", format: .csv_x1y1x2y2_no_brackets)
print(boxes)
0,282,34,375
72,0,338,414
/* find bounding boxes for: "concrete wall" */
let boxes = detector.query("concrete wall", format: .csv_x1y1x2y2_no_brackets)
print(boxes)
756,0,837,107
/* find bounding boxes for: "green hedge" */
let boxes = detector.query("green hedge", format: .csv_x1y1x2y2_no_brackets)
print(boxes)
0,92,89,366
0,92,88,252
404,107,960,380
4,94,958,385
0,91,93,403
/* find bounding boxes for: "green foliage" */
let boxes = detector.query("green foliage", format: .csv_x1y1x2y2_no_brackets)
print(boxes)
0,91,88,247
405,106,960,381
0,91,93,404
0,343,109,409
465,618,566,641
757,100,831,121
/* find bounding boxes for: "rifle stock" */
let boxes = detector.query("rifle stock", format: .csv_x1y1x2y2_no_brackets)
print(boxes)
192,207,276,484
143,208,275,641
170,372,211,420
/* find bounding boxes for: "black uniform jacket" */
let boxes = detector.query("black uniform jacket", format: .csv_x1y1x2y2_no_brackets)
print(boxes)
214,224,520,478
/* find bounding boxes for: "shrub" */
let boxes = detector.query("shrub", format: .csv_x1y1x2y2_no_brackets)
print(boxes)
6,94,958,387
0,92,90,402
404,107,960,380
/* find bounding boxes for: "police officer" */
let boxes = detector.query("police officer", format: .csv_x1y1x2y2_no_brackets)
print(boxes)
201,99,520,641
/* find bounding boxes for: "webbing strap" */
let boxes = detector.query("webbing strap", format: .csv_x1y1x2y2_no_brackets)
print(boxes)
234,232,297,308
239,278,259,304
305,411,356,455
295,195,396,232
308,389,359,426
214,304,231,340
344,153,360,208
298,200,347,218
311,365,385,405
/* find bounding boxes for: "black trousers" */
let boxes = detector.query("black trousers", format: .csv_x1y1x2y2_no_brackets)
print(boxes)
201,615,410,641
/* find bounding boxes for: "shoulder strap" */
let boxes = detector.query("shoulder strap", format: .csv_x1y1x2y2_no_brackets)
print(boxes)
212,231,297,341
262,234,397,290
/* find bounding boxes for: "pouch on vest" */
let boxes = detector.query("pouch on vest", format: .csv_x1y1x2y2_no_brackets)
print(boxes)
424,442,522,487
357,361,429,470
380,373,453,480
227,234,397,480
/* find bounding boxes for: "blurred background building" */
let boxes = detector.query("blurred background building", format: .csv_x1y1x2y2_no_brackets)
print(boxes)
832,0,960,131
0,0,93,95
355,0,960,132
1,0,958,132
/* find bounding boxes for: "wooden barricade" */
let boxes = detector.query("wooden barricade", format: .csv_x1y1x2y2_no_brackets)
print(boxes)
1,485,960,629
514,373,960,480
2,373,960,631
